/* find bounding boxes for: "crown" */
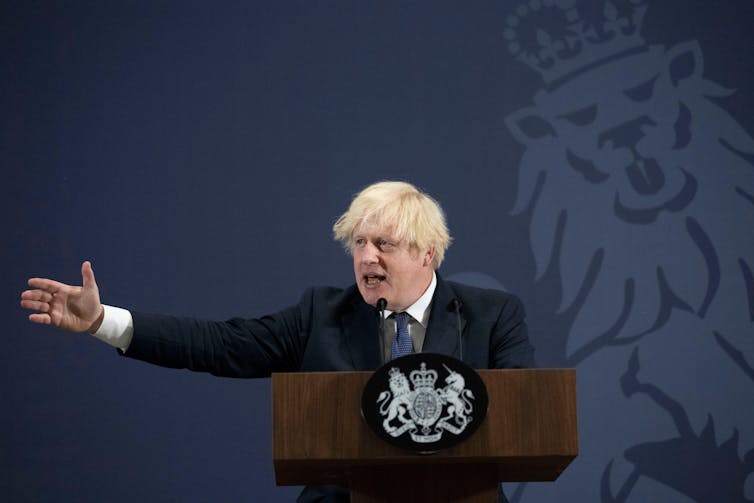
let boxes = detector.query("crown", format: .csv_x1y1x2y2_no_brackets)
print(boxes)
410,363,438,389
504,0,648,86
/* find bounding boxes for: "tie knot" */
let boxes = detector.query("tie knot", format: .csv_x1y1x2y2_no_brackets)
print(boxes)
394,311,410,327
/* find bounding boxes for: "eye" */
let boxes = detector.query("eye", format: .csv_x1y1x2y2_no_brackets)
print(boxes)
558,105,597,126
514,114,556,139
354,238,366,247
378,239,395,251
624,75,658,102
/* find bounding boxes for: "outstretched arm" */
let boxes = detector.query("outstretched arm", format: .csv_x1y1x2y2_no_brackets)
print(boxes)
21,261,104,333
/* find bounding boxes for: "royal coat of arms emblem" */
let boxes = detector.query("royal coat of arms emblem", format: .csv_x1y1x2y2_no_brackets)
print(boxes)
362,353,488,452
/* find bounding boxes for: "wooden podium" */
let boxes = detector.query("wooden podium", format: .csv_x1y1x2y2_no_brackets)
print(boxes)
272,369,577,502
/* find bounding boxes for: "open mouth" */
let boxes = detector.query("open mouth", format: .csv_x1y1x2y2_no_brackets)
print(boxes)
626,157,664,195
364,274,386,286
614,167,697,224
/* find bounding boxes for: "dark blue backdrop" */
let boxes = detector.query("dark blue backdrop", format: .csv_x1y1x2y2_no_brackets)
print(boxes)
3,1,753,501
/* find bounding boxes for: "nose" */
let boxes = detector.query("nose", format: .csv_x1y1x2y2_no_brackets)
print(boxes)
598,115,656,151
360,241,380,264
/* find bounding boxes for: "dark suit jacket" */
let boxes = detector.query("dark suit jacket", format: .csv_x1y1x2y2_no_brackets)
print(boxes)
125,275,534,374
123,275,534,502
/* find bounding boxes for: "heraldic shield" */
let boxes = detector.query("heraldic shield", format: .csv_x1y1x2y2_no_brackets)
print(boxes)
361,353,489,453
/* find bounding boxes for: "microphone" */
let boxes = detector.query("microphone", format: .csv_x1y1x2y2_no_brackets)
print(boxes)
376,298,388,364
451,298,464,362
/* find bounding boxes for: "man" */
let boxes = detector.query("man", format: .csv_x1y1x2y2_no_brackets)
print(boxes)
21,180,535,502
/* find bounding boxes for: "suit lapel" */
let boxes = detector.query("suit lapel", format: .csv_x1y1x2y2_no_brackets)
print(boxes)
342,297,383,371
423,276,466,359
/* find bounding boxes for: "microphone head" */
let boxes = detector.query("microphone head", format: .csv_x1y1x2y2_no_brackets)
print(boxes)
376,298,388,311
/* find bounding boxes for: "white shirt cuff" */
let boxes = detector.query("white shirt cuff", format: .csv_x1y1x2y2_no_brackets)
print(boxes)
92,305,134,352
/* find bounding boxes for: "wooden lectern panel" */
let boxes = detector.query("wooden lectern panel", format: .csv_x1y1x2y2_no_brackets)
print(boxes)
272,369,577,487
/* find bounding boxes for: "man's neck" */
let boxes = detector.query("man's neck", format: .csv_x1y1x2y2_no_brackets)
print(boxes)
385,272,437,326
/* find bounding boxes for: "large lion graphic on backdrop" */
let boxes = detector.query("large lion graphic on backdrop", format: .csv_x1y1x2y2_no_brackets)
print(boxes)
500,0,754,501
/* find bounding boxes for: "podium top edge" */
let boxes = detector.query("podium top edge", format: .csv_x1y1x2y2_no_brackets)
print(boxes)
272,368,576,377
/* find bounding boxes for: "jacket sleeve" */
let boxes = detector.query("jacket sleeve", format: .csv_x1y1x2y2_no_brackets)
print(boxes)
121,291,316,378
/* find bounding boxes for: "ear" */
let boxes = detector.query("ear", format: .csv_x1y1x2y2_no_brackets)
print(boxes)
505,105,556,145
423,247,436,268
666,40,703,88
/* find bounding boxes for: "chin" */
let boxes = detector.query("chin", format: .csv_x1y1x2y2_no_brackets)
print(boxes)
359,288,386,307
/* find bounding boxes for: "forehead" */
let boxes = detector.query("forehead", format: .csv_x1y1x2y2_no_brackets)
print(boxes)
353,220,398,239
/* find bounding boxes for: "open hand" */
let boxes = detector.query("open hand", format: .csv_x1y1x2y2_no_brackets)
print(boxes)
21,261,104,333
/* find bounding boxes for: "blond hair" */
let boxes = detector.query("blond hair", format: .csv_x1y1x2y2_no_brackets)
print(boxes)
332,181,451,268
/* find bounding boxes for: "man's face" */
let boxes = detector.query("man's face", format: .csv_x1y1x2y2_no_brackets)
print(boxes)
351,223,435,312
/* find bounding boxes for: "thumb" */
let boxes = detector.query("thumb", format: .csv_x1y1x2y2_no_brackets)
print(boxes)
81,260,97,290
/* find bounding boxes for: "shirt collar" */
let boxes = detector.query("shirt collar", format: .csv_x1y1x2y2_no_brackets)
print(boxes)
384,271,436,327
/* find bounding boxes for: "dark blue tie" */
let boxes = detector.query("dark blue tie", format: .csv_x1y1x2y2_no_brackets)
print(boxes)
391,312,413,359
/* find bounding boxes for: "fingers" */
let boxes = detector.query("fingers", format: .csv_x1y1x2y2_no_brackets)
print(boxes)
22,299,50,313
28,313,52,325
27,277,65,293
21,289,54,303
20,290,52,314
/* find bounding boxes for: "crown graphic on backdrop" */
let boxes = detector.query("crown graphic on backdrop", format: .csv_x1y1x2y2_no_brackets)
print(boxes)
504,0,648,85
